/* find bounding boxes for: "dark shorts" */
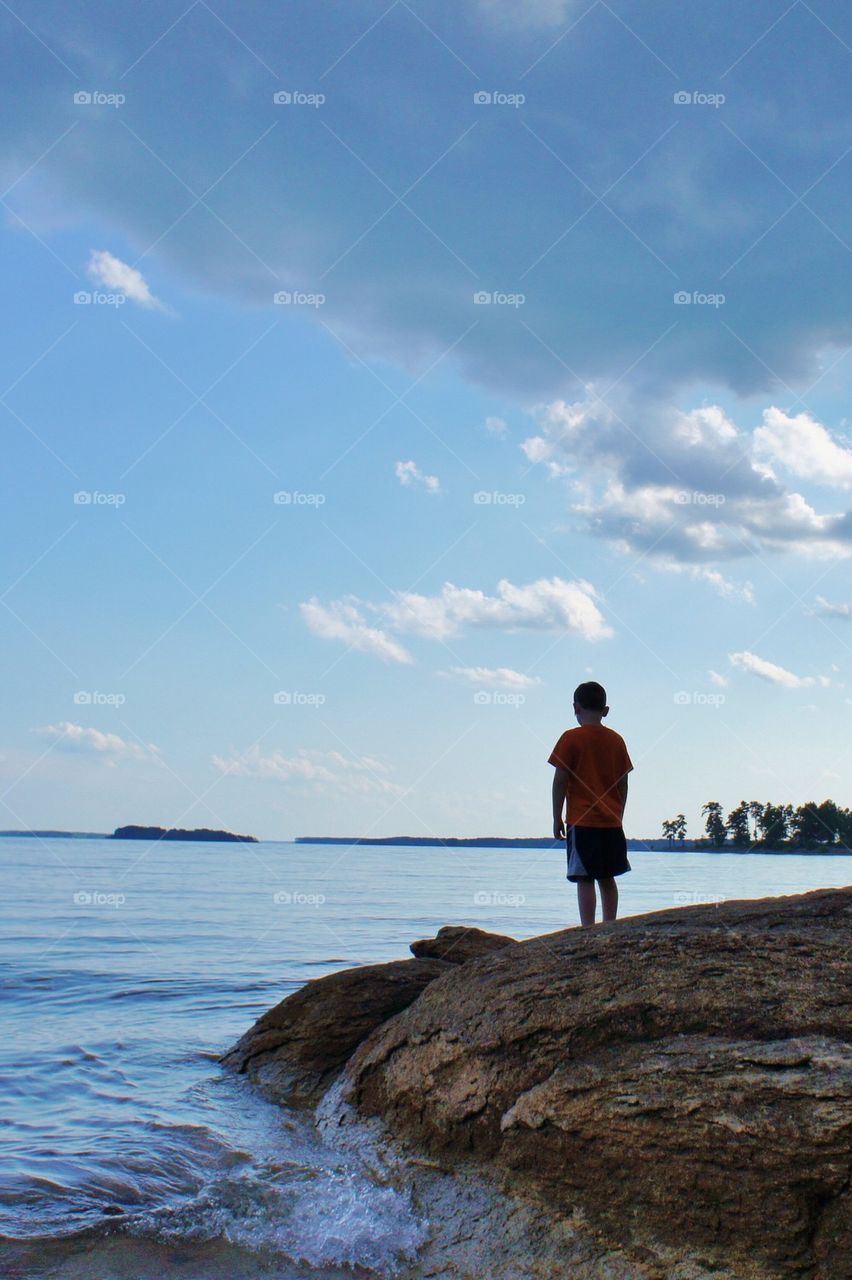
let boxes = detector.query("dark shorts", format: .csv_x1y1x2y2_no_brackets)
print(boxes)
566,825,631,883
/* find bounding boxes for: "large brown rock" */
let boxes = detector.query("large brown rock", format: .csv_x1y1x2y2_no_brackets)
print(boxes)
332,888,852,1279
409,923,516,964
220,956,451,1106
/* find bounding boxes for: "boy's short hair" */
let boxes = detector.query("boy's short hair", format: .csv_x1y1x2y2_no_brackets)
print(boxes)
573,681,607,711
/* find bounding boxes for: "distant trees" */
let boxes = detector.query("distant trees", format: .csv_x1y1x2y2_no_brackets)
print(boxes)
662,814,687,844
691,799,852,850
701,801,727,848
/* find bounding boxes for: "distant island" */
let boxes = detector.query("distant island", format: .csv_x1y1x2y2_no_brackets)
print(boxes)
110,825,257,843
0,829,107,839
296,835,851,854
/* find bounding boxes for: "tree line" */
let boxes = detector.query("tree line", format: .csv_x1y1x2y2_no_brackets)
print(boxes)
661,800,852,850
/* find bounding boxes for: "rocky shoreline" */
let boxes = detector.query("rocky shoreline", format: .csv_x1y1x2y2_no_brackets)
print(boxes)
221,891,851,1279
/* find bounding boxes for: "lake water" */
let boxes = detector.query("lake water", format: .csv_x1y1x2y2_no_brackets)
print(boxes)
1,837,848,1278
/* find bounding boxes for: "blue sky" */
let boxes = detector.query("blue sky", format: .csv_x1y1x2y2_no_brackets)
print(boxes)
2,0,852,840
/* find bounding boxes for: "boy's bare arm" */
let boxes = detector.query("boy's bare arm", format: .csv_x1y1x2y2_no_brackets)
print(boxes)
618,774,628,813
552,767,569,838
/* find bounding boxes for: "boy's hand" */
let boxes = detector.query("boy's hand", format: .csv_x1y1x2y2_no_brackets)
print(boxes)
553,818,565,840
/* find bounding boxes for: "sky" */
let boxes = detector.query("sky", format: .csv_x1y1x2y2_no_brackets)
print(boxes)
2,0,852,840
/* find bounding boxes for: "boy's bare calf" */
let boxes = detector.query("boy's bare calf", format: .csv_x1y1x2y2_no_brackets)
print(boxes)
577,877,618,927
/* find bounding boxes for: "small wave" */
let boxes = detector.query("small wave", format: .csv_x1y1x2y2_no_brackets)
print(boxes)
129,1160,428,1276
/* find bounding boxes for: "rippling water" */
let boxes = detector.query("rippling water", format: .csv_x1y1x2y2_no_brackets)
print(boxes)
1,837,848,1277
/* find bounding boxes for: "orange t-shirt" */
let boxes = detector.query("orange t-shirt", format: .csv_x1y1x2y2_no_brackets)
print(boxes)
548,725,633,828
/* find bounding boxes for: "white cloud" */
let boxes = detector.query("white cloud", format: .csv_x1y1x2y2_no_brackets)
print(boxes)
523,390,852,567
485,416,508,435
815,595,852,618
212,746,403,796
659,561,755,604
33,721,155,760
728,651,827,689
301,576,611,663
87,249,164,309
300,598,414,664
754,408,852,489
383,577,611,642
708,670,729,687
394,460,440,493
440,666,542,689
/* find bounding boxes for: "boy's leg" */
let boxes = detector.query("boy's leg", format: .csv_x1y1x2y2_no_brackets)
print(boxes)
576,878,596,927
599,876,618,922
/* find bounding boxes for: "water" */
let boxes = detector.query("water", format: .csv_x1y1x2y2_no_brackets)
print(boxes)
1,837,848,1277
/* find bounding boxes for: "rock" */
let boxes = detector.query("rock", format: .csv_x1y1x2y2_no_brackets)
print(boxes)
220,957,451,1106
332,888,852,1279
409,923,516,964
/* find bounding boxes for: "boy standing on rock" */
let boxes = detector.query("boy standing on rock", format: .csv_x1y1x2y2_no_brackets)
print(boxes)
549,682,633,927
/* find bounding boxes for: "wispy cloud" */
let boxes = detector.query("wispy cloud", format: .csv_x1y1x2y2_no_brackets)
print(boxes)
728,651,830,689
32,721,156,760
440,665,542,688
815,595,852,619
301,575,610,662
212,746,403,796
300,598,414,664
395,459,440,493
87,250,165,310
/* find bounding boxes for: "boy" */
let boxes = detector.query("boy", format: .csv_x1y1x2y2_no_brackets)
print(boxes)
548,681,633,927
